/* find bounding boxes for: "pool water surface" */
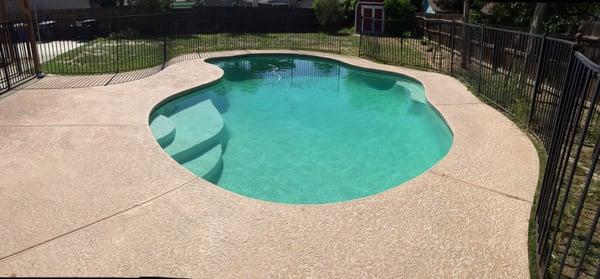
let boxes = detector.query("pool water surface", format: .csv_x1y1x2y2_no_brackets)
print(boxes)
150,55,453,204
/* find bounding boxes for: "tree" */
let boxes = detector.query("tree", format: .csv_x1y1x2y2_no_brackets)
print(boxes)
341,0,357,25
462,0,469,22
0,0,6,21
460,0,469,68
129,0,172,12
384,0,416,19
470,1,600,34
312,0,344,31
530,2,547,34
14,0,41,75
543,3,600,34
99,0,117,6
432,0,463,14
470,2,534,28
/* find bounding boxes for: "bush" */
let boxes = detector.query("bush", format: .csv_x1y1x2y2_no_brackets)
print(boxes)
312,0,345,32
128,0,171,12
341,0,358,25
384,0,416,19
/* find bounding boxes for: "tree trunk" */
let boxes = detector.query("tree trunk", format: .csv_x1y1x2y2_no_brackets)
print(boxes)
460,0,470,69
462,0,469,23
0,0,6,21
16,0,41,76
530,2,547,34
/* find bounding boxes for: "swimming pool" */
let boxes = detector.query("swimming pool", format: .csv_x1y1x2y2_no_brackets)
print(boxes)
150,54,453,204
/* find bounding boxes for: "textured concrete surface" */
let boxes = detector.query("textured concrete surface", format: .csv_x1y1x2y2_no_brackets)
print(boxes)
0,50,538,277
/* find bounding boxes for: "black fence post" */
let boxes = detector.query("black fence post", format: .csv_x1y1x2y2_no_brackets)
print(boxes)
10,24,23,75
338,31,342,54
215,25,219,52
0,37,11,91
460,22,468,69
115,15,120,74
162,12,168,68
358,29,362,57
528,33,547,126
450,20,455,75
477,25,483,95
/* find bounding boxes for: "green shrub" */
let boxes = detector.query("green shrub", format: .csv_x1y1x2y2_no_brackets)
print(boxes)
128,0,171,12
384,0,416,19
341,0,358,25
312,0,344,32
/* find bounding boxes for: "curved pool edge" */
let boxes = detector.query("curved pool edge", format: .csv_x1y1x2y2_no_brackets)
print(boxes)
0,49,539,277
148,53,456,205
141,50,538,204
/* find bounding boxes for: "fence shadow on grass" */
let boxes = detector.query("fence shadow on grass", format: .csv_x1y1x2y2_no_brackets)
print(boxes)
21,65,163,89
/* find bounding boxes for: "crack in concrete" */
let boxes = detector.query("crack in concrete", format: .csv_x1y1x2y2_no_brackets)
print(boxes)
435,102,483,106
0,124,143,128
0,178,198,263
430,170,533,204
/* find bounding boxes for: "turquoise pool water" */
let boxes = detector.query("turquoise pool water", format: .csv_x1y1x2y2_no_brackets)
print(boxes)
150,55,453,204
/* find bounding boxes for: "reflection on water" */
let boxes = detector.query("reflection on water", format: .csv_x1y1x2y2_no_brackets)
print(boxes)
215,56,342,94
214,55,420,115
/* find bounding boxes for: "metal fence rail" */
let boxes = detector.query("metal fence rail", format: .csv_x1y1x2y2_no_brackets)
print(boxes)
358,17,575,148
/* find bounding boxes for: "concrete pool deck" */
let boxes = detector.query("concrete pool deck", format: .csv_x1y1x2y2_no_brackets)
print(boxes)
0,50,538,277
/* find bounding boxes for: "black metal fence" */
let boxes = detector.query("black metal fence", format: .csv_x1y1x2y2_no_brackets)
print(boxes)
536,52,600,278
359,17,575,149
33,8,341,79
0,19,36,94
4,10,600,277
359,16,600,278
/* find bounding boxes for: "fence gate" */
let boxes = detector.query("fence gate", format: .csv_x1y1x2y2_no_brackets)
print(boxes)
0,19,36,94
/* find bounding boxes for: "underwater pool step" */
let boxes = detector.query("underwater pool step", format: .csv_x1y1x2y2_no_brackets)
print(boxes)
164,99,226,163
182,143,223,182
395,80,427,104
163,91,229,114
150,115,176,148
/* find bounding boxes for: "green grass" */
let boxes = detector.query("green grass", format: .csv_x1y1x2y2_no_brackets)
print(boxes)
43,32,360,75
359,36,428,68
478,71,534,126
528,140,548,279
41,30,434,76
43,38,164,75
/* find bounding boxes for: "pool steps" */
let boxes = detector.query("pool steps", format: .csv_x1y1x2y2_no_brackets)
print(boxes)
164,100,225,163
150,115,176,148
150,99,226,181
167,91,229,114
182,143,223,182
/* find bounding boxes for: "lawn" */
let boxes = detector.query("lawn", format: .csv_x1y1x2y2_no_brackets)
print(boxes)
359,36,429,69
42,38,164,75
42,31,361,75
